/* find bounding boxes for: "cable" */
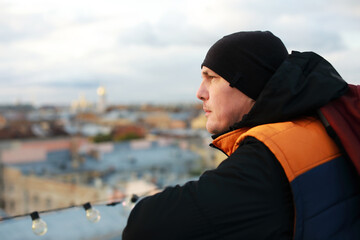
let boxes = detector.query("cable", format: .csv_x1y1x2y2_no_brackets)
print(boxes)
0,188,155,222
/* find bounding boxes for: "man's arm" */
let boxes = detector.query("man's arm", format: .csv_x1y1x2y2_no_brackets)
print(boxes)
122,137,294,240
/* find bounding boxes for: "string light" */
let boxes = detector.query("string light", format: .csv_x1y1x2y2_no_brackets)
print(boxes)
83,202,101,223
0,190,155,223
0,188,157,236
121,194,139,210
30,211,48,236
131,194,140,203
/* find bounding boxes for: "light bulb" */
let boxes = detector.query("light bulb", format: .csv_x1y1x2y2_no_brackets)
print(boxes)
131,194,139,203
30,212,48,236
83,202,101,223
122,194,139,210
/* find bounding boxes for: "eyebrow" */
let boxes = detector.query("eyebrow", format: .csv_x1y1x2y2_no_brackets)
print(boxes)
201,71,209,77
201,70,218,77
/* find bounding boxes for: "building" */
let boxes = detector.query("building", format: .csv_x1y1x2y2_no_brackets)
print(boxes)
191,113,207,129
0,136,202,215
97,86,107,114
2,167,108,216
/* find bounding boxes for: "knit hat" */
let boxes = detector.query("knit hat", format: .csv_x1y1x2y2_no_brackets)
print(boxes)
201,31,288,100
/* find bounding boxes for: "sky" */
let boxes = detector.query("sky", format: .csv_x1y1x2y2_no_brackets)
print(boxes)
0,0,359,106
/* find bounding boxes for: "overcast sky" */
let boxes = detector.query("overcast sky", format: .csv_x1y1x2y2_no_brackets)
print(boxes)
0,0,359,106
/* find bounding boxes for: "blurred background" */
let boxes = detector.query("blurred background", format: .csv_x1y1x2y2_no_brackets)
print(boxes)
0,0,359,239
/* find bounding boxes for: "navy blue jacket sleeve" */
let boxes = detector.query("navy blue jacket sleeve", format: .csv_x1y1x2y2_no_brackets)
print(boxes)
122,137,294,240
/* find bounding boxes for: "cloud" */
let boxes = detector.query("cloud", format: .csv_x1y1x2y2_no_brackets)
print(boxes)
117,14,219,47
0,0,359,105
274,22,346,53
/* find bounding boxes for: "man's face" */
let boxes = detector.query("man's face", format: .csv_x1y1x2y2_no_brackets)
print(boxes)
197,66,255,135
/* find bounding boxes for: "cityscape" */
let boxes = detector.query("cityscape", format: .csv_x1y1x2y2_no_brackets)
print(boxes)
0,86,226,239
1,1,359,238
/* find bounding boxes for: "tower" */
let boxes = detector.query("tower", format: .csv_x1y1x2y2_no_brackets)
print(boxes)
97,86,107,114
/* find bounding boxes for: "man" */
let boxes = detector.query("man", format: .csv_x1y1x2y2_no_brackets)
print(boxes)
122,31,360,239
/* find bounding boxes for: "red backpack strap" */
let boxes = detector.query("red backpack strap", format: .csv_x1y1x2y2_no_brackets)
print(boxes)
318,84,360,175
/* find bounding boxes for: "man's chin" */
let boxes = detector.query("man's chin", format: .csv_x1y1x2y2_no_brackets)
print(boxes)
206,122,221,135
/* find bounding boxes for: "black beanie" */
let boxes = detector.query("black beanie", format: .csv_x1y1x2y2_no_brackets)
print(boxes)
201,31,288,100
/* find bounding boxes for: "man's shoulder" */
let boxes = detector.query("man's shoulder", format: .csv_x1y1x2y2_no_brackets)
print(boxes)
242,117,341,182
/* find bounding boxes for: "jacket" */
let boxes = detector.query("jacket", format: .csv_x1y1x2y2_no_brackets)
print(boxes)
122,52,360,239
213,117,360,239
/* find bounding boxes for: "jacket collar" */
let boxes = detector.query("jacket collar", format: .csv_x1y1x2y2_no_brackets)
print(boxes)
211,128,249,156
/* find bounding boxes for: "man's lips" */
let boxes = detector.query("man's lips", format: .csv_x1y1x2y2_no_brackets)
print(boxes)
203,108,211,116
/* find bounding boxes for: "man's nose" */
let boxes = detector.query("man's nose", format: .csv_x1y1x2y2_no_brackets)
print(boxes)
196,81,208,101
